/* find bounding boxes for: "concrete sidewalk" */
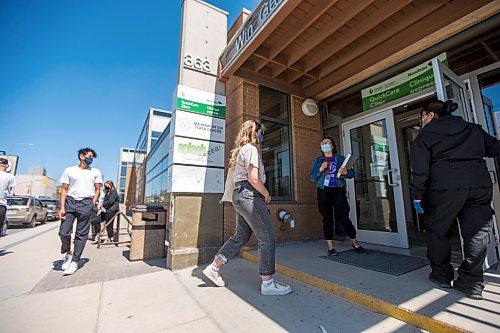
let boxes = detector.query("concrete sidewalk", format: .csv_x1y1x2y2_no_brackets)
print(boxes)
245,240,500,333
0,223,426,332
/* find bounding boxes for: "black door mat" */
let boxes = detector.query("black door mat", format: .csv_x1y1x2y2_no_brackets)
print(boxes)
319,249,429,276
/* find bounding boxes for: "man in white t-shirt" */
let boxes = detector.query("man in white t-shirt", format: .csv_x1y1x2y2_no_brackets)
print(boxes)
0,158,16,237
59,148,103,275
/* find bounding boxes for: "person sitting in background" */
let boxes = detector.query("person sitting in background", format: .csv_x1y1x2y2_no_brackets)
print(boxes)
99,180,120,243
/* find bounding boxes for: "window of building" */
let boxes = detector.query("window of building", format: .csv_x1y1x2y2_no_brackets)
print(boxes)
259,86,293,200
119,177,126,189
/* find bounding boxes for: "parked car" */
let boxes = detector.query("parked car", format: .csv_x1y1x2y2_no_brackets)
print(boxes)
6,196,48,227
39,198,60,221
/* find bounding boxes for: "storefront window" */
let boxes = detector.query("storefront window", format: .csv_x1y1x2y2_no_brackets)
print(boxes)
260,86,293,200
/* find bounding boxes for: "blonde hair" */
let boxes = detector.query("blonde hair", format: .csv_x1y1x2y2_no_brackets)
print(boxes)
228,120,261,170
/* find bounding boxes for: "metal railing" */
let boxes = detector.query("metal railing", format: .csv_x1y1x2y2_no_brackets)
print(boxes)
97,211,133,249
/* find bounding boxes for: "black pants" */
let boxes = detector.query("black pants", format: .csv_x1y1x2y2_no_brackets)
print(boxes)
317,187,357,240
59,197,95,262
91,213,101,239
0,205,6,236
104,210,118,240
425,186,492,292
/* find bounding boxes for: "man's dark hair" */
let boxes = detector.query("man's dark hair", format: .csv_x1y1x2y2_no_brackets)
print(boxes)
78,147,97,159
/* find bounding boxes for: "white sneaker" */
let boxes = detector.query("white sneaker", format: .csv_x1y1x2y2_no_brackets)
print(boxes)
63,261,78,275
261,281,292,296
61,254,73,271
202,265,225,287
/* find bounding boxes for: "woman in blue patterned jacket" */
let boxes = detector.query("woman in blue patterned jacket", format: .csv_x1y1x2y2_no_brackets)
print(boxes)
310,136,367,256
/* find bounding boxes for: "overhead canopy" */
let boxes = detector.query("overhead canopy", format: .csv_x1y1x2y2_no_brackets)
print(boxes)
219,0,499,99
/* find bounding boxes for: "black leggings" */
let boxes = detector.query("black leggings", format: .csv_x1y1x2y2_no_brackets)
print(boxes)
317,187,357,240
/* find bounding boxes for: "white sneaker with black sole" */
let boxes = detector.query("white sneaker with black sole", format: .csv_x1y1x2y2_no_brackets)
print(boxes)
61,254,73,271
261,281,292,296
63,261,78,275
202,266,225,287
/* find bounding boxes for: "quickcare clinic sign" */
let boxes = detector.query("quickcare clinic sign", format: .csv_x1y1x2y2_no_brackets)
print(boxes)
176,85,226,118
361,53,447,111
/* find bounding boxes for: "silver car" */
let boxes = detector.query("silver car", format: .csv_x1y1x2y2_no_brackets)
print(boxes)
6,196,48,227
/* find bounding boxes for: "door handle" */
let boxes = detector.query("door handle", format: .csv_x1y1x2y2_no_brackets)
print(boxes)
388,169,400,186
489,171,497,184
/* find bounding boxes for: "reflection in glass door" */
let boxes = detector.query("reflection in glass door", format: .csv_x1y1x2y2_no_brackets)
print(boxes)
431,57,471,121
343,109,409,248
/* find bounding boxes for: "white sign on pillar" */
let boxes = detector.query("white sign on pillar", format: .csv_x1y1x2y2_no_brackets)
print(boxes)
168,0,227,194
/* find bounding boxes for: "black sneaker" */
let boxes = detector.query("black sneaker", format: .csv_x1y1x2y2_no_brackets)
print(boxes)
353,244,368,255
328,248,339,256
453,280,483,300
428,274,452,289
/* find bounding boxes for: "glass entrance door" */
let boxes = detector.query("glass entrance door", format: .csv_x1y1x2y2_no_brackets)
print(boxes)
431,57,471,121
343,109,409,248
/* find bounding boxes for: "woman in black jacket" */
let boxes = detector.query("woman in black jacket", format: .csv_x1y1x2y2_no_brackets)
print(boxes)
410,100,500,300
100,180,120,242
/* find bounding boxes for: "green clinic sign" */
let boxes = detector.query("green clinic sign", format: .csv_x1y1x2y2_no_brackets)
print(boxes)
176,85,226,118
361,53,447,111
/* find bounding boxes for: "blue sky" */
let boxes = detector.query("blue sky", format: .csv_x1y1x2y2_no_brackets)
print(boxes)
0,0,258,184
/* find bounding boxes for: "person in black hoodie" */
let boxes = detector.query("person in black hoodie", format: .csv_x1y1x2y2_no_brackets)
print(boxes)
99,180,120,242
410,100,500,300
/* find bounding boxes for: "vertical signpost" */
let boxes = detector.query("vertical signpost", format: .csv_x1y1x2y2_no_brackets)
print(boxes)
166,0,228,270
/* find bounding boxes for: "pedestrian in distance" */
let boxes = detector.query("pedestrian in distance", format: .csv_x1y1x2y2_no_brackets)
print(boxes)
410,99,500,300
203,120,292,296
58,147,103,275
99,180,120,243
310,136,367,256
0,158,16,237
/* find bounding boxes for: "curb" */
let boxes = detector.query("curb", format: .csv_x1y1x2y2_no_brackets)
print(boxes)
242,252,469,333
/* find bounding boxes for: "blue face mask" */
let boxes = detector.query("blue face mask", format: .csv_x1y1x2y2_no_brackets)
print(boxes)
258,132,264,143
321,144,332,153
83,157,93,166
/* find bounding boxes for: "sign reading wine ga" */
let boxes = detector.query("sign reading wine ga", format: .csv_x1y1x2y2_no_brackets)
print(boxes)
219,0,285,71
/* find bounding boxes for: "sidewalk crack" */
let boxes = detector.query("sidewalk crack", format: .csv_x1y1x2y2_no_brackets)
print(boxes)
94,282,104,333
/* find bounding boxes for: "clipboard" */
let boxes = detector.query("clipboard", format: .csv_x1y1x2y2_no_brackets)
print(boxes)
337,153,355,178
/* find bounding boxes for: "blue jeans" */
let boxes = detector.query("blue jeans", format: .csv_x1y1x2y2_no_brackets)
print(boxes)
217,181,276,275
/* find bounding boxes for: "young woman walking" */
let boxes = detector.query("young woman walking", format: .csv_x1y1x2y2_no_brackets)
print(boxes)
203,120,292,296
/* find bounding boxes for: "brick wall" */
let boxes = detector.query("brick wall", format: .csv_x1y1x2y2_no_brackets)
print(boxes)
223,81,324,243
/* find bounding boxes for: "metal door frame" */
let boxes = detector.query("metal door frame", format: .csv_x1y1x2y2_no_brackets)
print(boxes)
342,109,409,248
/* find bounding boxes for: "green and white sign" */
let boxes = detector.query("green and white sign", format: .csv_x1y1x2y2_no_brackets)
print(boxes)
176,85,226,118
362,53,447,111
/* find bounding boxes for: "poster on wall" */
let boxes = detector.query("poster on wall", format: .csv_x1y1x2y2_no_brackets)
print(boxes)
361,53,448,111
176,85,226,118
171,110,225,142
172,137,224,168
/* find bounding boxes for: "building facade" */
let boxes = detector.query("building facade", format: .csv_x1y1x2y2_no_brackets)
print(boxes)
15,174,57,198
217,0,500,267
116,148,136,203
126,108,172,209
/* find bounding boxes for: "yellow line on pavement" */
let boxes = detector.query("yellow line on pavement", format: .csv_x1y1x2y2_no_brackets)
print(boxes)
242,251,468,333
